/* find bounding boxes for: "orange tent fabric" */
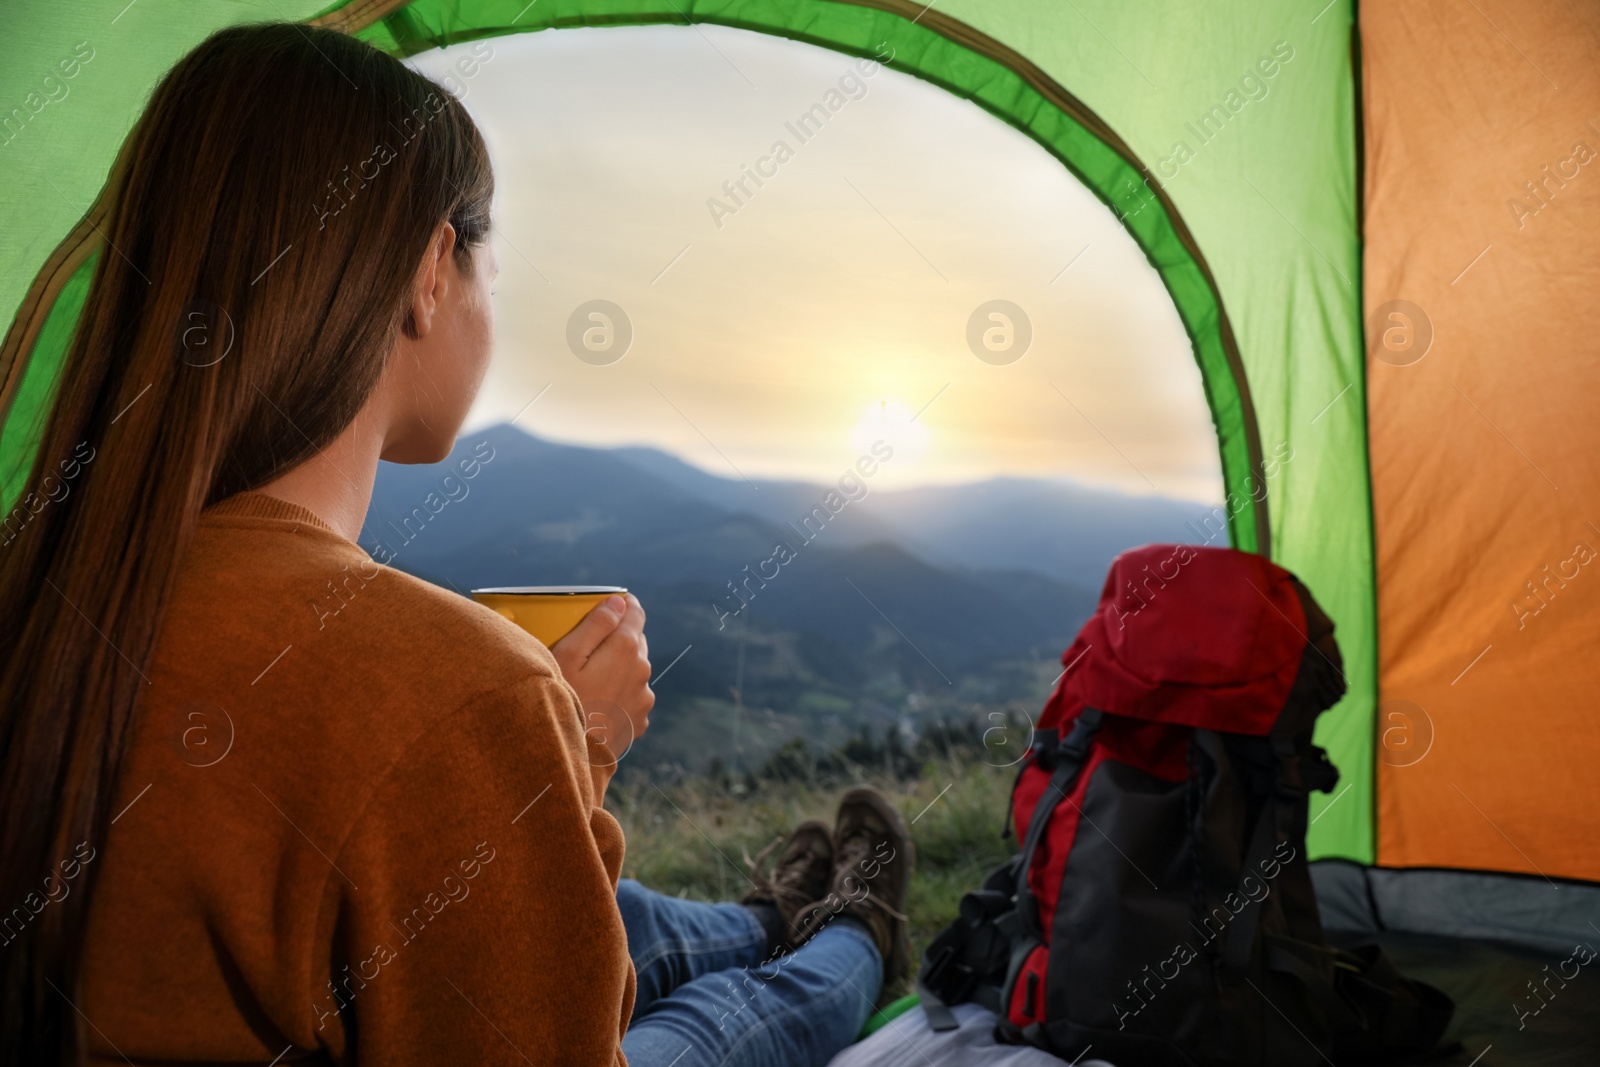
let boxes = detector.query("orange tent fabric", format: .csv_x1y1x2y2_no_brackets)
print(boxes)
1364,0,1600,882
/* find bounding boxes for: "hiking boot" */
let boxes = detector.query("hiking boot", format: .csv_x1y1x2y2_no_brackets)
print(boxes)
740,820,834,952
796,786,914,991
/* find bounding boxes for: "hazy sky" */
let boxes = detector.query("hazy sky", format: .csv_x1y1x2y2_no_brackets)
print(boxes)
409,26,1223,502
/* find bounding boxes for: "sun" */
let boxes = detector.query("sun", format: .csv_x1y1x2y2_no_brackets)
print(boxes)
850,398,930,462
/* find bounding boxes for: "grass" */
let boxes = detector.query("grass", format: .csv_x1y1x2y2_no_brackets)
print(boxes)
605,753,1019,999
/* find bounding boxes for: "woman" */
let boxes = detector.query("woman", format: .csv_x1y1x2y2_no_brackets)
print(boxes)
0,23,910,1067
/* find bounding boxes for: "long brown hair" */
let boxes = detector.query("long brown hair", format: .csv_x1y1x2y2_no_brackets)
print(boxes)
0,23,493,1061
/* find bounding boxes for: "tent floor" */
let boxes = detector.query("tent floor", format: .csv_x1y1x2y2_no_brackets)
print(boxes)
1328,929,1598,1065
837,929,1596,1066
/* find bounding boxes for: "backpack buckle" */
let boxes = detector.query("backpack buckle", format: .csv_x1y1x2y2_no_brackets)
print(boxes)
1021,729,1055,768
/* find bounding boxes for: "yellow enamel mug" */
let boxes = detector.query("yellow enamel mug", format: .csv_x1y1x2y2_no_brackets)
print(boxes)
471,585,628,647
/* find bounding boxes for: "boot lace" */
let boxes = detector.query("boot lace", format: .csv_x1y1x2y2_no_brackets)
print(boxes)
743,834,820,914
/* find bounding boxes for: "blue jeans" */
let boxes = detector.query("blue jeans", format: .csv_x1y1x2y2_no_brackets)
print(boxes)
617,878,882,1067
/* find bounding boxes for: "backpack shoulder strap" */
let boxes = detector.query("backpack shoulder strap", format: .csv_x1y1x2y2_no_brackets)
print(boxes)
916,708,1105,1034
1010,708,1103,940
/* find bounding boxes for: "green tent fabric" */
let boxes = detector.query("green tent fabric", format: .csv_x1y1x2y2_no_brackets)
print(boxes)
0,0,334,499
0,0,1372,863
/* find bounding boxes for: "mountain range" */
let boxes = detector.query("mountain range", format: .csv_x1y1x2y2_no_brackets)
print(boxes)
360,424,1221,771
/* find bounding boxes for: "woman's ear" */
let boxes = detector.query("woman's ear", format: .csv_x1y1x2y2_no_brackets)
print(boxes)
406,221,457,339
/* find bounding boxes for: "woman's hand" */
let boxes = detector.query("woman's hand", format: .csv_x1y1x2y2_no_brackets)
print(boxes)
550,593,653,765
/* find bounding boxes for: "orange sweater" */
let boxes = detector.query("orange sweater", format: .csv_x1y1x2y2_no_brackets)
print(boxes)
81,491,634,1065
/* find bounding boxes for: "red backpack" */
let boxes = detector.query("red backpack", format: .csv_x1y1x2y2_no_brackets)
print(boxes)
917,545,1453,1065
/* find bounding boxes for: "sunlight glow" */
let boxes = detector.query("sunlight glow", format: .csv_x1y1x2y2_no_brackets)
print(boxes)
850,398,929,465
413,26,1224,504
